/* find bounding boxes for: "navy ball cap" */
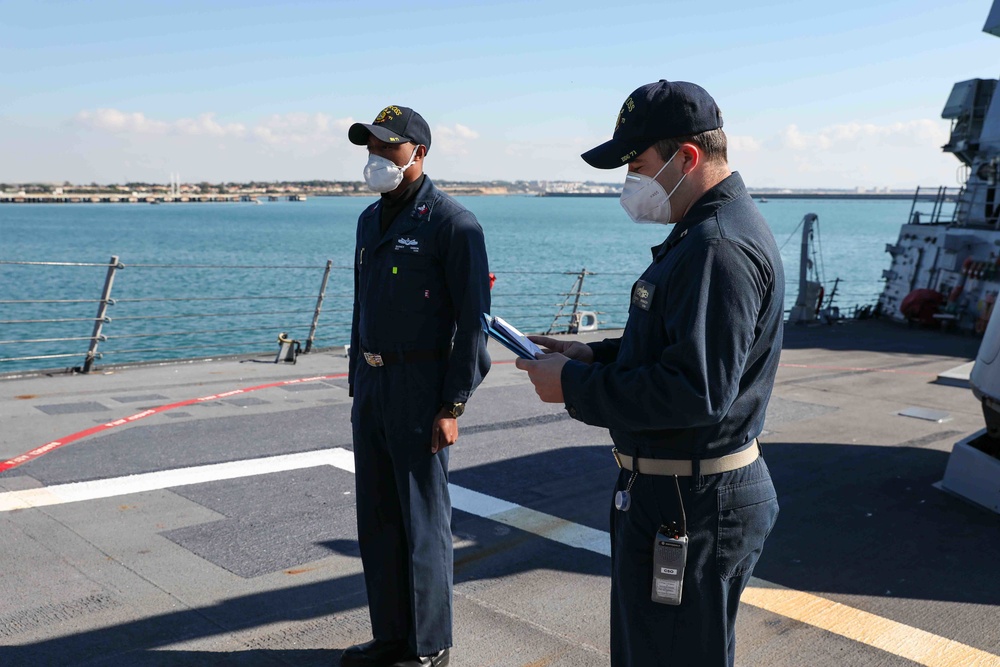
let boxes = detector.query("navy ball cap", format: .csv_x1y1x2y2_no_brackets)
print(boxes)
581,80,723,169
349,105,432,152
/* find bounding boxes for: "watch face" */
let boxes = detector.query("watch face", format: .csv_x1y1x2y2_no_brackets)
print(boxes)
450,403,465,418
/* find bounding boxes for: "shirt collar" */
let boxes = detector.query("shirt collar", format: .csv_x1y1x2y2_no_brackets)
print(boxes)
652,171,747,261
380,173,425,209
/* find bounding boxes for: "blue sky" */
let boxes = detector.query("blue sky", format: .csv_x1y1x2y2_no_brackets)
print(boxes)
2,0,999,188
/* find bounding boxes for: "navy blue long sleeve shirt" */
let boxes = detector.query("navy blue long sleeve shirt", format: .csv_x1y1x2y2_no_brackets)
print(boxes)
561,172,785,459
349,176,491,404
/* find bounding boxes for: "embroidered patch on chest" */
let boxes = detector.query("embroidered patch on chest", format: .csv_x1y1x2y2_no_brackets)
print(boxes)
393,236,421,253
631,280,655,311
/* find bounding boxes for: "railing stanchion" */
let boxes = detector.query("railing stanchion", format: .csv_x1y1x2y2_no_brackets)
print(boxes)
567,268,590,334
81,255,121,373
546,268,589,335
305,259,332,353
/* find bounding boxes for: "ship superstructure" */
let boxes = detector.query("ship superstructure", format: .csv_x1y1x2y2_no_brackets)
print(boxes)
878,6,1000,334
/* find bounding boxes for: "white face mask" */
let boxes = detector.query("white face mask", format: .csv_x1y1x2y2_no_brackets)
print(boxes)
363,147,419,193
619,150,686,224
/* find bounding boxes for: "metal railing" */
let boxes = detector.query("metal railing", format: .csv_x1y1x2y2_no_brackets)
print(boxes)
1,256,882,374
906,186,963,225
0,257,345,373
0,259,634,374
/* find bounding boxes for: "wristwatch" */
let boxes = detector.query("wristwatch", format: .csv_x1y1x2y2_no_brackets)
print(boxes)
442,402,465,419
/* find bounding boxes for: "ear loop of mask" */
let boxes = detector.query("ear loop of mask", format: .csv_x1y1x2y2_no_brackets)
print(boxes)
658,149,687,200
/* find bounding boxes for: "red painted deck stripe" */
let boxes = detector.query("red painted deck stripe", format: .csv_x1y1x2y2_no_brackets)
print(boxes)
0,358,937,474
0,373,348,473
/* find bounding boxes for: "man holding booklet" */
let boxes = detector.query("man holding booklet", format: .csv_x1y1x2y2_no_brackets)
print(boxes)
514,80,784,667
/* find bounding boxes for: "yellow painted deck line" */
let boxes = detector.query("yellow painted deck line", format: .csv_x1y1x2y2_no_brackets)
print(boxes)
5,448,997,663
741,585,1000,666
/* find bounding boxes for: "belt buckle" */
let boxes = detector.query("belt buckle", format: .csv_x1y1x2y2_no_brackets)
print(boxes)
364,352,384,367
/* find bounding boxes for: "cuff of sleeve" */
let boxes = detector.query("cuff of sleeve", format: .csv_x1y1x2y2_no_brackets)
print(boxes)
441,391,472,405
561,359,593,423
587,340,616,365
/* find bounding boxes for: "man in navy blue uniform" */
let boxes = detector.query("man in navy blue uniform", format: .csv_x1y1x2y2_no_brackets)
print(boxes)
342,105,491,667
516,81,784,666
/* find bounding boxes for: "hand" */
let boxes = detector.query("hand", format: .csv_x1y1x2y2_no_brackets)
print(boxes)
527,336,594,364
514,353,569,403
431,410,458,454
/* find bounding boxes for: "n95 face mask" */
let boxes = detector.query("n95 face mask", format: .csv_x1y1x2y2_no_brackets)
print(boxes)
363,147,418,193
619,150,685,224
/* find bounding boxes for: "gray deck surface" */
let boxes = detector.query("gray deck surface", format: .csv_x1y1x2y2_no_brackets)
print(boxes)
1,319,998,666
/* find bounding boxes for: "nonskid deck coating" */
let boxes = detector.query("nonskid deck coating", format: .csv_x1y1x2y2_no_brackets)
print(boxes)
0,319,997,666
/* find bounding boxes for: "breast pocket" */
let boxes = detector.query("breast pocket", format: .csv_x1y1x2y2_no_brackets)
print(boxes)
388,253,441,313
716,476,779,580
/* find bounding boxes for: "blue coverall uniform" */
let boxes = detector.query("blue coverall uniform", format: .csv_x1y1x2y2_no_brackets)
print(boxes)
348,176,491,657
561,173,784,667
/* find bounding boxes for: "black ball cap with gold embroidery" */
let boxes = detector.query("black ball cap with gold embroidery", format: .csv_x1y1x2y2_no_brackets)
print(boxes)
581,80,722,169
349,105,432,152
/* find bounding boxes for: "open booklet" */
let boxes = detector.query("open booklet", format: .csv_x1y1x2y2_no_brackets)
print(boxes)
481,313,545,360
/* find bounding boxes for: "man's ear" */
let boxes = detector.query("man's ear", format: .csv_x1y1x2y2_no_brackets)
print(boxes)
415,144,428,162
679,142,701,174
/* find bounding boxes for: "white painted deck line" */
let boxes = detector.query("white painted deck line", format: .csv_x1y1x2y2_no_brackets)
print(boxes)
1,447,996,665
0,448,354,512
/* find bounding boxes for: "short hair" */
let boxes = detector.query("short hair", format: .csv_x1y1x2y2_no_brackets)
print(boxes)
654,127,728,164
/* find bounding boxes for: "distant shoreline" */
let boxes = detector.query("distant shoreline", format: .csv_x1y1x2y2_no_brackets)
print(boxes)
0,191,949,204
541,192,939,200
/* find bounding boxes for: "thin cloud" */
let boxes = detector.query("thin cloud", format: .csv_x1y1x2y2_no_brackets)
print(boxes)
728,135,762,152
75,109,171,135
773,119,948,152
731,119,957,189
253,112,354,148
75,109,354,148
433,123,480,155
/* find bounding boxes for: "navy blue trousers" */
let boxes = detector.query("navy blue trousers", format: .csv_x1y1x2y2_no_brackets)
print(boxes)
351,360,452,657
610,455,778,667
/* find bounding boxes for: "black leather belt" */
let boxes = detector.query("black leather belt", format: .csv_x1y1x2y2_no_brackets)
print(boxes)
362,347,449,367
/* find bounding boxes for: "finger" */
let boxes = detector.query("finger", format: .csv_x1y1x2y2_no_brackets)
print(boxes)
514,358,534,371
528,335,560,350
431,424,441,453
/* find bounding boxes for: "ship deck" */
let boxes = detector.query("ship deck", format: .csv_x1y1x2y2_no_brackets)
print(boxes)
1,319,998,667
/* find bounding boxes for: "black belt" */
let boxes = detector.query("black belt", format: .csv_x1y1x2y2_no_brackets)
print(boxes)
361,347,449,367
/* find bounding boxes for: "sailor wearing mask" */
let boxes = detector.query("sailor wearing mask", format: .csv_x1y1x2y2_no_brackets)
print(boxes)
342,105,491,667
515,81,784,666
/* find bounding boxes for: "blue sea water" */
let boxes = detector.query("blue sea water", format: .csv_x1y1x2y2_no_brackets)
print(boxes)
0,195,913,371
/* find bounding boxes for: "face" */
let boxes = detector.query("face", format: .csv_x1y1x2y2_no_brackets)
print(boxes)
367,137,419,168
628,145,682,187
627,143,697,222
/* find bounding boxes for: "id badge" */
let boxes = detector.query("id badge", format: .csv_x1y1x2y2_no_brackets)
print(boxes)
652,526,688,605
